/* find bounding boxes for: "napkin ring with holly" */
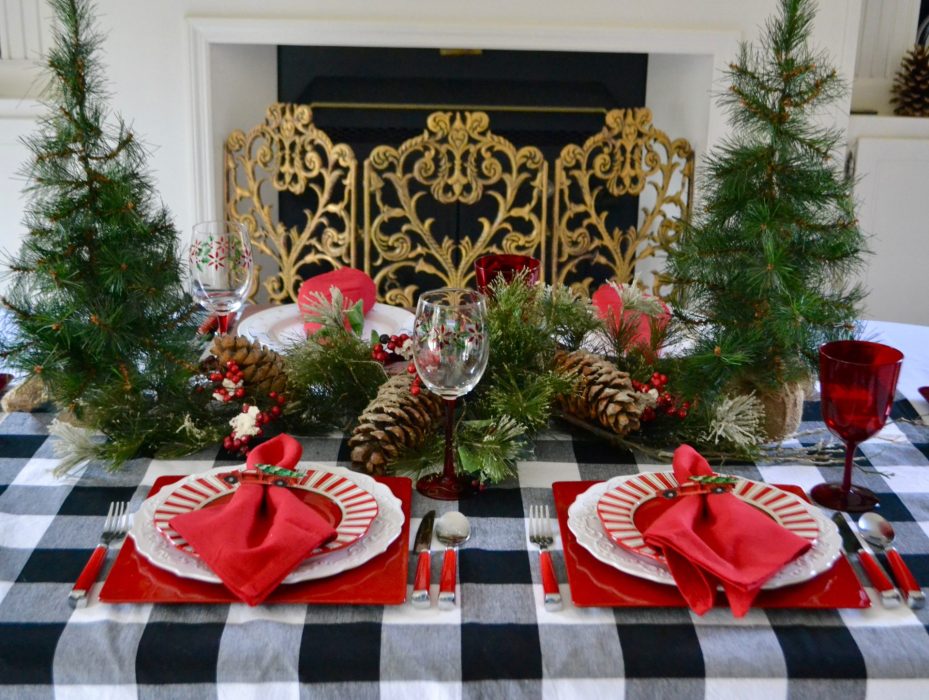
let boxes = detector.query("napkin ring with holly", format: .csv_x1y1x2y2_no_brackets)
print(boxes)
662,474,738,499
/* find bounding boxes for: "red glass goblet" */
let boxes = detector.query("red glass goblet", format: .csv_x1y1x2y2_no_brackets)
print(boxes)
474,254,540,295
810,340,903,512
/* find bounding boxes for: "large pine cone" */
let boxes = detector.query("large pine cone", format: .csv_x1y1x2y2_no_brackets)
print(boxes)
210,335,287,397
892,45,929,117
348,373,443,474
555,349,655,437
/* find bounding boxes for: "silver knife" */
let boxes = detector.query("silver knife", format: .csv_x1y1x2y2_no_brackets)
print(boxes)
832,512,901,608
411,510,435,608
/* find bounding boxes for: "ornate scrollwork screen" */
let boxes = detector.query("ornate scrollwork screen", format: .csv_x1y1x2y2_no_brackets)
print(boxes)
552,108,694,296
224,103,357,303
223,105,693,306
363,111,547,307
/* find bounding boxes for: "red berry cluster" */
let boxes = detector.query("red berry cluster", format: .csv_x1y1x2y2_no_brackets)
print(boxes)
371,333,411,364
632,372,690,423
407,362,423,395
222,392,288,456
209,360,246,402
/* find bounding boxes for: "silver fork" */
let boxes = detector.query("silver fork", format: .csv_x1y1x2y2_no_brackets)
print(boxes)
528,504,563,611
69,501,130,608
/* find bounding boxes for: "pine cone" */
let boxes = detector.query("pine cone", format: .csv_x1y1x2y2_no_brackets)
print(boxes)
210,335,288,397
348,373,443,474
892,45,929,117
555,349,656,437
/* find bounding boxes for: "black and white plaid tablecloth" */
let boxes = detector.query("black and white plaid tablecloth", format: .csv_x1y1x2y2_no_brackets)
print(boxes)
2,397,929,700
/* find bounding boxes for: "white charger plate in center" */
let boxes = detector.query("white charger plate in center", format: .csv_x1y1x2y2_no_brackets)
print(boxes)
567,474,841,590
130,466,404,584
237,303,414,352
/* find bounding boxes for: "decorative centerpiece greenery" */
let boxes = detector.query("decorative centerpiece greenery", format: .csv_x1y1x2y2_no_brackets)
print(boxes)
666,0,864,439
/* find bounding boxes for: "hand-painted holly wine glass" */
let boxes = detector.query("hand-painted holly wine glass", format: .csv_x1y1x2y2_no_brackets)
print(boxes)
810,340,903,512
412,289,490,500
188,221,253,336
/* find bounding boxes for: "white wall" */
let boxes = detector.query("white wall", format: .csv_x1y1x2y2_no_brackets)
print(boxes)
0,0,861,289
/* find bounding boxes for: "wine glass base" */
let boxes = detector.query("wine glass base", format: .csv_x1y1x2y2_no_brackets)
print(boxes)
416,472,475,501
810,482,879,513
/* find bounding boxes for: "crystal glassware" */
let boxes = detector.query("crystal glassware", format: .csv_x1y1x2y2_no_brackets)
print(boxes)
188,221,253,335
810,340,903,512
412,289,490,500
474,254,540,295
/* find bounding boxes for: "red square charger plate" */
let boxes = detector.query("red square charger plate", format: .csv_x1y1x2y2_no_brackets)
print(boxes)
553,481,870,609
99,475,412,605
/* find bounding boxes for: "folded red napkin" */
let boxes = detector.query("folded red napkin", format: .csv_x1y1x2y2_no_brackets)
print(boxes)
642,445,811,616
591,282,669,355
297,268,376,335
169,434,337,605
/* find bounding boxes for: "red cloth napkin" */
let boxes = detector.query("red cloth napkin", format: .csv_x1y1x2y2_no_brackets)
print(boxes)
297,268,376,335
591,282,669,355
642,445,812,616
169,434,337,606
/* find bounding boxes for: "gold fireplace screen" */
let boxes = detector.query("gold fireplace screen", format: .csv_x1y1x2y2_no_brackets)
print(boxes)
225,103,693,306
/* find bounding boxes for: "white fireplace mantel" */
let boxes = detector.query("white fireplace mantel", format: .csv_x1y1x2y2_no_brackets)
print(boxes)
187,16,743,222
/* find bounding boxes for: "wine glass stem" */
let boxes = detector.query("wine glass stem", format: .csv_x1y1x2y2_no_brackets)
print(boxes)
215,313,230,336
841,441,859,495
443,397,457,479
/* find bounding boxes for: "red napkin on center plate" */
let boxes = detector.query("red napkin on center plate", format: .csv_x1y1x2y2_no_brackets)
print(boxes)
642,445,812,616
169,434,337,606
297,268,376,335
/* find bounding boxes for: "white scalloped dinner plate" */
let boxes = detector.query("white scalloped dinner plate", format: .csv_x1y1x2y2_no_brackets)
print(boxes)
131,466,404,584
153,468,378,558
569,474,841,589
597,472,821,563
237,303,414,351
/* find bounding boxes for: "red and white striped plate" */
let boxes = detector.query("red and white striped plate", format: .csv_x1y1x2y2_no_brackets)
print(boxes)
596,472,820,563
153,468,379,558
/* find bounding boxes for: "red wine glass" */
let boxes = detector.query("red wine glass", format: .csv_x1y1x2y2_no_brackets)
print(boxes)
474,254,540,295
810,340,903,512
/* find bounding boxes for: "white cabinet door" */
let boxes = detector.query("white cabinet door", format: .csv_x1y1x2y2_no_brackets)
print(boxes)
855,136,929,325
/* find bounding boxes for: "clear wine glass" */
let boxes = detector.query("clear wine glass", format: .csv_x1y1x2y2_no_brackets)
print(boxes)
188,221,253,335
412,288,490,500
810,340,903,513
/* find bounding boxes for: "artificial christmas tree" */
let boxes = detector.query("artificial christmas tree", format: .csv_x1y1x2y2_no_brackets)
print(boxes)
666,0,865,439
1,0,200,468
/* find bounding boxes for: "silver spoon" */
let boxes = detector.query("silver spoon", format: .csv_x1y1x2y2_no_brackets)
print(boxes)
435,511,471,610
858,512,925,609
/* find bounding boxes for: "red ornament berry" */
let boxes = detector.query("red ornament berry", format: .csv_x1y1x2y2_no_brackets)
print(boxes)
277,394,286,405
407,363,416,374
209,372,223,382
234,387,245,398
410,385,421,396
677,408,688,419
271,405,281,417
269,391,278,399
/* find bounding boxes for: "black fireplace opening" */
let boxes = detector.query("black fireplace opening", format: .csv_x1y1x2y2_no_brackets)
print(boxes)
276,46,648,286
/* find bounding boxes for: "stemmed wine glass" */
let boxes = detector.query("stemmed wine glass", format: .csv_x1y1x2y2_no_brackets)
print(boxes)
188,221,253,336
810,340,903,512
412,289,490,500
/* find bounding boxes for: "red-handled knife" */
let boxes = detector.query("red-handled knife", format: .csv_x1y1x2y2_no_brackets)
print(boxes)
410,510,435,608
833,512,901,608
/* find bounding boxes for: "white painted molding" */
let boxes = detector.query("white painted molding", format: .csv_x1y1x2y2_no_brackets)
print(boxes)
186,16,741,223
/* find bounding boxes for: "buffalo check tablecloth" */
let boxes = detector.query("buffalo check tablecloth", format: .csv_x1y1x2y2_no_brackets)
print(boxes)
2,394,929,700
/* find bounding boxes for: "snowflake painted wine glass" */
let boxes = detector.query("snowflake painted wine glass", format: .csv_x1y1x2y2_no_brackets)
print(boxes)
412,289,490,500
810,340,903,513
188,221,253,335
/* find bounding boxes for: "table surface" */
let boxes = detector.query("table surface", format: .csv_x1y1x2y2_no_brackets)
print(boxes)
2,320,929,699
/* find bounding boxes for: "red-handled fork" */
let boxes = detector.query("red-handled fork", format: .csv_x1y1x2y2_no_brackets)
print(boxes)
529,504,563,612
69,501,129,608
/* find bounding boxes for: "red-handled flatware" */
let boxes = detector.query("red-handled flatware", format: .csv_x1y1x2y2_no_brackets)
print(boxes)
833,512,900,608
410,510,435,608
69,501,129,608
436,511,471,609
858,512,925,609
529,504,563,611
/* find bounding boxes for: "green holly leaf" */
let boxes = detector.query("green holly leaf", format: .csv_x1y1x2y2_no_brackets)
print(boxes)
457,445,482,475
347,299,365,337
